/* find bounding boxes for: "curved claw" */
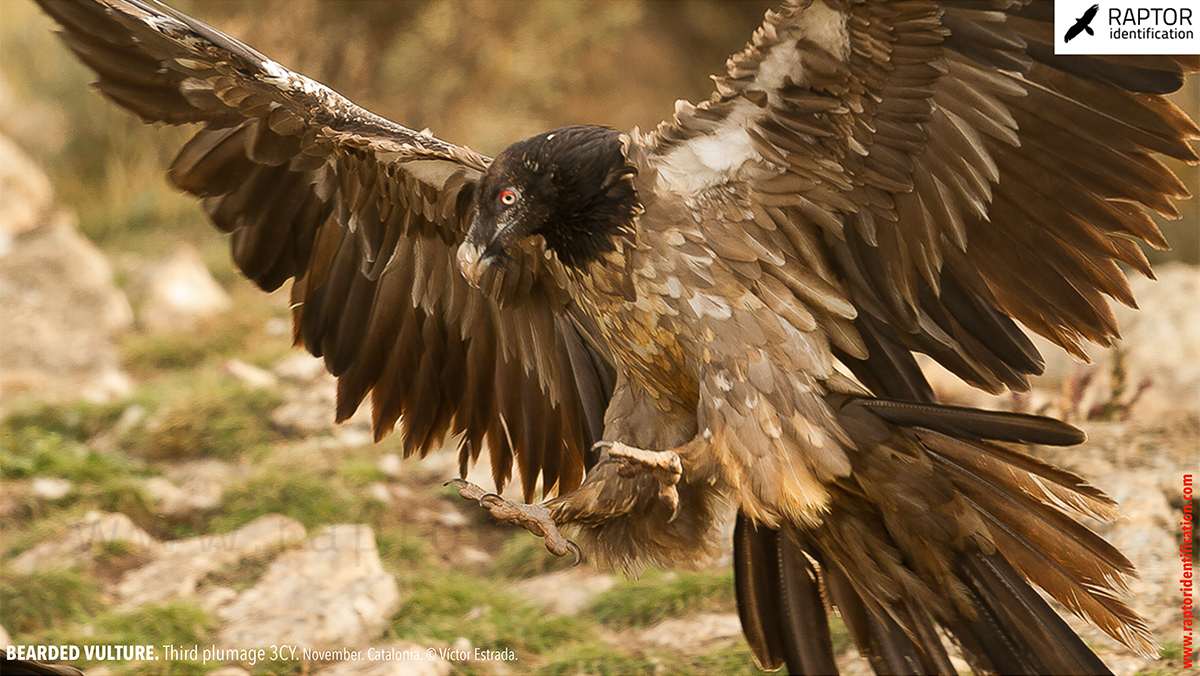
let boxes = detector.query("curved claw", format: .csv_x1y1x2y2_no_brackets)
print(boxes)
562,539,583,566
445,477,485,501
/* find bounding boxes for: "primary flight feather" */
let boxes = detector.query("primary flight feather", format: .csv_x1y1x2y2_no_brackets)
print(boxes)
32,0,1199,674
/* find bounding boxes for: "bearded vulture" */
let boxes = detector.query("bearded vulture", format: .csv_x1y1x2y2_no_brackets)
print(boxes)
31,0,1199,674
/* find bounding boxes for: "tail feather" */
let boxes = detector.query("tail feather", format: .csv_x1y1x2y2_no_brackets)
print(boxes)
734,515,839,674
922,434,1135,588
975,502,1154,655
734,514,786,670
858,398,1085,447
916,430,1155,654
823,556,957,675
918,426,1119,521
957,552,1113,675
734,397,1141,675
777,527,842,675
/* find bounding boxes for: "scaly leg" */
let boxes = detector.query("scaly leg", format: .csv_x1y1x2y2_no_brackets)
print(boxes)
594,440,683,519
445,478,581,564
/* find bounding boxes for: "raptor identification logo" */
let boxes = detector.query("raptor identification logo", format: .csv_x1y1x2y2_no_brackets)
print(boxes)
1056,0,1199,54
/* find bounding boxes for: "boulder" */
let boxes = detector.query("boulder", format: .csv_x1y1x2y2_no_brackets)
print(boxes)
508,568,616,616
216,524,401,651
10,511,156,574
136,244,231,333
0,133,134,409
117,514,306,609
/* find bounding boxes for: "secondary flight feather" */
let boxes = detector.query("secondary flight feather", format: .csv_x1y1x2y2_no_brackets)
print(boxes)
33,1,1199,674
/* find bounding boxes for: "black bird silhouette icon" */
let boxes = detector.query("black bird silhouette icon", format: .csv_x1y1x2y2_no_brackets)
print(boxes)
1066,3,1100,42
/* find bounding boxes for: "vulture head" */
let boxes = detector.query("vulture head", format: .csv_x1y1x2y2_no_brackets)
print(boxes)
457,125,640,285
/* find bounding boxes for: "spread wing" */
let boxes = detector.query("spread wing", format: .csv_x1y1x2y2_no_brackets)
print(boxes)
639,2,1194,666
37,0,614,499
645,0,1198,398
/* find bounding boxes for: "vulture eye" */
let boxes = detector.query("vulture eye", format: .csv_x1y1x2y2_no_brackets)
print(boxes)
498,188,518,206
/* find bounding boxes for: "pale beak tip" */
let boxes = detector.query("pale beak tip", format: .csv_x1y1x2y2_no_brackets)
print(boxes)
457,242,486,289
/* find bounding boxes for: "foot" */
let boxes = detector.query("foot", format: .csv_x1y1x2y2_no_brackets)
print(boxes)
445,478,581,565
595,441,682,519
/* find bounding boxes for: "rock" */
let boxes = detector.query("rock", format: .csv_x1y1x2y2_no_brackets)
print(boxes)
141,475,223,518
270,352,372,443
139,459,241,519
117,514,306,609
136,244,231,333
272,351,328,382
436,507,468,529
222,359,278,390
30,476,73,501
636,612,742,654
197,586,239,615
377,453,403,479
0,134,53,243
368,482,393,505
10,511,156,574
217,524,401,651
316,643,450,676
0,184,134,409
455,546,493,567
509,568,616,616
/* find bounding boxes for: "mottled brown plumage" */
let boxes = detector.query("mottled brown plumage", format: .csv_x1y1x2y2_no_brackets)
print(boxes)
35,0,1198,674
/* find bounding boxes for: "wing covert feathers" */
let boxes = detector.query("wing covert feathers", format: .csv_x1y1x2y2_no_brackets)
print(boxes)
647,0,1197,391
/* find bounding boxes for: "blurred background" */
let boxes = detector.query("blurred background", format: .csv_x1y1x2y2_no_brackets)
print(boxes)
1,2,1196,675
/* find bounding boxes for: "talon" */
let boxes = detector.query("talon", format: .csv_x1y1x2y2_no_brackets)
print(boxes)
445,477,486,501
445,478,582,565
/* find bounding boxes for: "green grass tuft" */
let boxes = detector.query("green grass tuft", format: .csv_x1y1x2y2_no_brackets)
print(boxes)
0,568,104,635
375,529,430,570
588,567,737,628
33,602,215,675
538,644,660,676
391,567,593,655
198,551,279,592
679,644,774,674
212,468,381,532
1158,640,1185,660
128,381,283,461
492,532,578,578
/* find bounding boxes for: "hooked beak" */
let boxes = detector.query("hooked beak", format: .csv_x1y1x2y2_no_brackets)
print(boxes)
456,241,490,289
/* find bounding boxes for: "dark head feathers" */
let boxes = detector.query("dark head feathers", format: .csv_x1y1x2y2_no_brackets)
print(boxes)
468,125,640,271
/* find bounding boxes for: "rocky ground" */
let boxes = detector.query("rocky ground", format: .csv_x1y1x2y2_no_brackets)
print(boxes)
2,126,1197,676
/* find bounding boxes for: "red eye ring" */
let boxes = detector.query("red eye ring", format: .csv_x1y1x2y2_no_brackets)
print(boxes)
498,189,517,206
